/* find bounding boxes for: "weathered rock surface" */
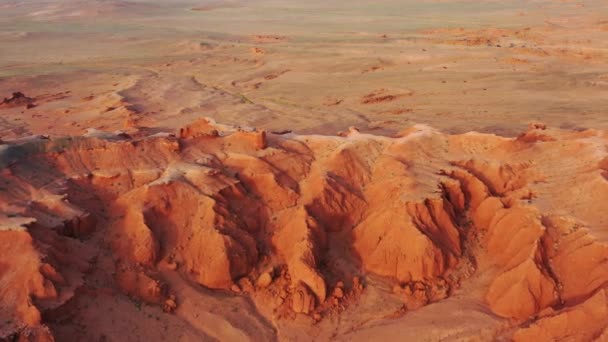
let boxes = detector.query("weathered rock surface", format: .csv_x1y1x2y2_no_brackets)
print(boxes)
0,121,606,340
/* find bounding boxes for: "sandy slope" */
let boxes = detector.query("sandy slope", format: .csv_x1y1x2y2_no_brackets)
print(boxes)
0,119,606,341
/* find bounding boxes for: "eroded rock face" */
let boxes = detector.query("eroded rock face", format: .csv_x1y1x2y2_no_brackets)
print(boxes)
0,120,606,340
513,289,608,341
484,206,558,318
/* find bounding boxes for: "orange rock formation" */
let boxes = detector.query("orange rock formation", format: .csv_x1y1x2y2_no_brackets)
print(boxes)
0,119,606,340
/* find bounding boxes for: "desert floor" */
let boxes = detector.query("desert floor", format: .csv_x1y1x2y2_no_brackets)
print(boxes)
1,0,608,138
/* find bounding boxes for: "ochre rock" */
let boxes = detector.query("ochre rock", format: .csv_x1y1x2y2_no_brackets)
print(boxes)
513,289,608,341
273,207,327,303
0,121,606,339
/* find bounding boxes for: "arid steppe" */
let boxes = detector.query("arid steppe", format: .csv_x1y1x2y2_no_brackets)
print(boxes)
2,0,608,137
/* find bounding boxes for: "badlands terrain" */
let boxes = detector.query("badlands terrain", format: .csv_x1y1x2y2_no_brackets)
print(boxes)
1,0,608,341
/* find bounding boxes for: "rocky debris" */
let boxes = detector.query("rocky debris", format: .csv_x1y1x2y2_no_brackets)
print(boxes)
393,279,451,310
253,35,288,43
0,91,36,108
250,47,266,55
237,277,254,293
163,295,177,313
179,118,219,138
292,282,316,314
257,272,273,288
528,121,548,130
115,268,167,304
271,129,292,135
360,88,413,104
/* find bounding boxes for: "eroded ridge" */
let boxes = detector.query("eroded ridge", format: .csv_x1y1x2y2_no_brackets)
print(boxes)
1,120,607,341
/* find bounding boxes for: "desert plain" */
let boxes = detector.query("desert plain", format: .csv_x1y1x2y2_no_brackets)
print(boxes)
0,0,608,341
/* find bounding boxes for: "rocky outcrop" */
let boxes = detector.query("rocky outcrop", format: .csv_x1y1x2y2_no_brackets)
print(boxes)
0,121,606,340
